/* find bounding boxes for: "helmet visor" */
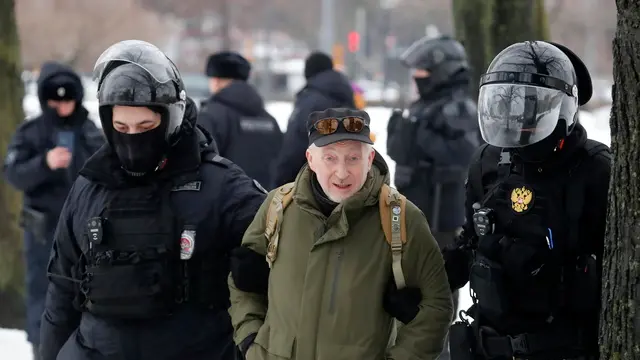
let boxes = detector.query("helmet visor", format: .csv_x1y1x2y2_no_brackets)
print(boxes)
478,84,564,148
93,40,180,87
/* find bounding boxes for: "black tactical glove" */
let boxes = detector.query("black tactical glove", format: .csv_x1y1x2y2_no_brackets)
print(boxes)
230,247,270,295
442,245,471,291
383,277,422,324
393,165,414,189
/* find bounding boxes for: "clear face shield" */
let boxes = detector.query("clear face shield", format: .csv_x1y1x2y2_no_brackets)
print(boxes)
478,84,568,148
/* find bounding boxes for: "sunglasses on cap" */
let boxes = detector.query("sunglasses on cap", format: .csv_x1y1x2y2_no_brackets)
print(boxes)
312,116,369,135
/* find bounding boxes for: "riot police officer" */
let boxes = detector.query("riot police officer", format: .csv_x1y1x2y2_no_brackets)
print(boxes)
39,40,267,360
387,37,479,358
444,41,611,360
387,35,480,247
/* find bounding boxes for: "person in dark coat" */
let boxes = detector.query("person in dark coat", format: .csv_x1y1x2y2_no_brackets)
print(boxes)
197,51,282,190
3,61,104,360
271,51,356,187
386,35,480,360
39,40,266,360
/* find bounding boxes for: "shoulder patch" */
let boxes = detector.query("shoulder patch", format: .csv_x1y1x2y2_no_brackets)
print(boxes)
510,185,534,214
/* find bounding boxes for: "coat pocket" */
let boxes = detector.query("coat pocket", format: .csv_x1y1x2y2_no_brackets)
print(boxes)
254,322,295,359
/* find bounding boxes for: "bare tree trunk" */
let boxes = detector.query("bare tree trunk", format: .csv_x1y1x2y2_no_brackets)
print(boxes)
0,0,27,329
599,1,640,358
452,0,549,98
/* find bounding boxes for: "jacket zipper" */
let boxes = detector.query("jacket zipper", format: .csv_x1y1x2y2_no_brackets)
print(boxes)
328,248,344,314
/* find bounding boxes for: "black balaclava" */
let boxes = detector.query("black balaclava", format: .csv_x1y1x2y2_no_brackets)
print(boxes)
414,76,433,98
104,106,171,176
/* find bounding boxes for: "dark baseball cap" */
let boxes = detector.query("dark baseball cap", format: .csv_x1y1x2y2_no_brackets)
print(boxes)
307,108,373,147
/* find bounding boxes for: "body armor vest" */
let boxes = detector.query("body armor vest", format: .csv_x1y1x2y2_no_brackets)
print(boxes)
469,151,598,330
80,183,179,319
77,168,229,319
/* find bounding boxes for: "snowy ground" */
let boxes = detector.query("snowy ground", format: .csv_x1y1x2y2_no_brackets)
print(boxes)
1,102,612,359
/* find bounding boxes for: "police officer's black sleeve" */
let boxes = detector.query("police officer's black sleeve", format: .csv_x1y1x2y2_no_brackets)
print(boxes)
198,103,231,155
271,105,310,187
3,122,60,192
442,148,483,291
219,164,268,250
40,185,83,360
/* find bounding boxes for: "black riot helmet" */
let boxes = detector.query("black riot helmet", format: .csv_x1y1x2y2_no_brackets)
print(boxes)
477,40,592,149
92,40,188,175
400,35,469,93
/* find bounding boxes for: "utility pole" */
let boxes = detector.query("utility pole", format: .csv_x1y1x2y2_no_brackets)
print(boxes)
221,0,231,50
319,0,335,53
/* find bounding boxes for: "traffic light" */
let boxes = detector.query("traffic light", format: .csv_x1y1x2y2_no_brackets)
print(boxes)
348,31,360,53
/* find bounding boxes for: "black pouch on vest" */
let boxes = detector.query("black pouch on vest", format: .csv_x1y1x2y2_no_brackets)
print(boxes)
450,321,476,360
470,254,509,317
82,185,180,319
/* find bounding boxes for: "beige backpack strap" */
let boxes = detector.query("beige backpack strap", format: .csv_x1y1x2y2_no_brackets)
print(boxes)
264,183,295,268
379,184,408,290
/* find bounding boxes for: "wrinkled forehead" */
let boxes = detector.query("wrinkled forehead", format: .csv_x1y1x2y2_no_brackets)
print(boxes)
320,141,364,154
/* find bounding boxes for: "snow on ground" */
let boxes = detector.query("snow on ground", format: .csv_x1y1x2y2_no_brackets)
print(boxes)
1,103,612,359
0,328,32,359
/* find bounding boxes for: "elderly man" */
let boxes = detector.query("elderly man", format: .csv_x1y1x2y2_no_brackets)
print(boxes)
228,108,452,360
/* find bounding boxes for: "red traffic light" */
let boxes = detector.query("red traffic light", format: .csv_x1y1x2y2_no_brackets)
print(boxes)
348,31,360,52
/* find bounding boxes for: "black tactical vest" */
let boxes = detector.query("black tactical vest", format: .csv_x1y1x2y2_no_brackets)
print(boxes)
469,148,600,329
76,154,233,319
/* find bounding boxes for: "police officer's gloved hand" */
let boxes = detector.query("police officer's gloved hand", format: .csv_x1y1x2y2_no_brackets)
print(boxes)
476,234,504,262
383,277,422,324
230,246,270,295
393,165,414,189
442,245,471,291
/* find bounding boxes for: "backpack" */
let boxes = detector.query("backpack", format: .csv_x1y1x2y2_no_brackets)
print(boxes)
468,139,611,251
263,182,409,290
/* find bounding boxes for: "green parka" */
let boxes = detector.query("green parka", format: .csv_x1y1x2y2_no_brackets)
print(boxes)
229,156,453,360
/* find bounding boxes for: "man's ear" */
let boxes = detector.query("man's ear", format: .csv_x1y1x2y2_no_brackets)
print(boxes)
367,147,375,170
306,149,314,171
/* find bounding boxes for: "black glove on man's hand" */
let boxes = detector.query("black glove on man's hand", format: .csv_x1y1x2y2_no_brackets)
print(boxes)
443,245,471,291
383,278,422,324
230,246,270,295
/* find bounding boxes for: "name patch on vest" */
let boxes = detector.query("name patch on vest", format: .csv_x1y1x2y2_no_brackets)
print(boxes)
240,118,275,132
171,181,202,192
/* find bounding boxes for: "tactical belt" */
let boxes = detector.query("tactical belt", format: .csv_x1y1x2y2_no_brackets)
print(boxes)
478,326,584,359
